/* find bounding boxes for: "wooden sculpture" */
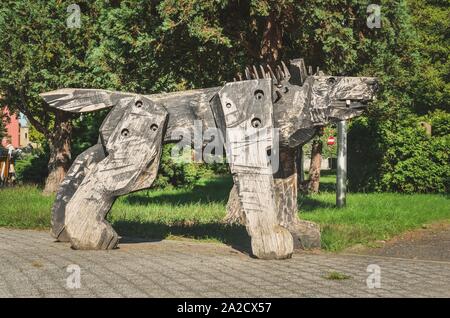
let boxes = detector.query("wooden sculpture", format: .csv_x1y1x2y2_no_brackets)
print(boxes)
41,58,377,259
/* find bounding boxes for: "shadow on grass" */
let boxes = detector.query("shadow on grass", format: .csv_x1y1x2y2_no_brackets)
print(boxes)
319,181,336,192
114,175,334,254
123,176,233,206
298,196,335,212
115,221,252,255
115,176,253,253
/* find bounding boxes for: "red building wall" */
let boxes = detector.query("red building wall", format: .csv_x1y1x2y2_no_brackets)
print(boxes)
2,107,20,148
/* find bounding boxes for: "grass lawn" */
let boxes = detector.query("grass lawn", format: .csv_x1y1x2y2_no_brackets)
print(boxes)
0,173,448,251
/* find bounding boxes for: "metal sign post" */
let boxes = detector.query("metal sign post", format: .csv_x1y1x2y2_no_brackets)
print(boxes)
336,120,347,208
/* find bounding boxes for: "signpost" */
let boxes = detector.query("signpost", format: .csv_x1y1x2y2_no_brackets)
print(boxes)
336,120,347,208
327,136,335,146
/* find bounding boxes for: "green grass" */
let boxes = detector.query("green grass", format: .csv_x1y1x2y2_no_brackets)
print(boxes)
301,192,450,251
323,271,352,280
0,175,448,252
0,185,54,229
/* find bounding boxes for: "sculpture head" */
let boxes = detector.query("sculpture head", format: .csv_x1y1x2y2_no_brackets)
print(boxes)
283,74,378,147
304,75,378,124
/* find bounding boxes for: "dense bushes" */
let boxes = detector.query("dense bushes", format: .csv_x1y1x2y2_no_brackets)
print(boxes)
14,148,49,185
153,144,204,189
348,111,450,193
15,142,228,189
154,144,230,189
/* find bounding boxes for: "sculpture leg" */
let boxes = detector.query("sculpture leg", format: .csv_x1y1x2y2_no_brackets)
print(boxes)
63,97,168,249
51,144,105,242
229,172,293,259
274,147,321,249
210,79,293,259
224,147,321,249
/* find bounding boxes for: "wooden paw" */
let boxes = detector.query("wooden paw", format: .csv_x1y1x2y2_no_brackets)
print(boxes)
250,226,294,260
68,221,119,250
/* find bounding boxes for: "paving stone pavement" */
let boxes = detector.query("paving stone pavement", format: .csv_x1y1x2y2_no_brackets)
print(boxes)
0,228,449,298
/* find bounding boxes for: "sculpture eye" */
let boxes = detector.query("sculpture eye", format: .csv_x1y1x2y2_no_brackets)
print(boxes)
327,77,336,85
121,129,129,137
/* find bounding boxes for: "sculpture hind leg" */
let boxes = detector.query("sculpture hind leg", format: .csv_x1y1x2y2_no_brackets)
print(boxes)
51,143,105,242
63,96,168,249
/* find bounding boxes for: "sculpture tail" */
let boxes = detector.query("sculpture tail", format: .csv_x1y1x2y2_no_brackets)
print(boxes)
40,88,133,113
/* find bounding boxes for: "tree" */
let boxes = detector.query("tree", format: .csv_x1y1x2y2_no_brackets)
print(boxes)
0,1,114,192
307,136,323,194
347,0,449,193
0,112,6,143
1,0,447,194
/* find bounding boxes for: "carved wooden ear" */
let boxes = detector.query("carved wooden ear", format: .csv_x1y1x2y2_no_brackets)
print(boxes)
40,88,134,113
288,58,307,85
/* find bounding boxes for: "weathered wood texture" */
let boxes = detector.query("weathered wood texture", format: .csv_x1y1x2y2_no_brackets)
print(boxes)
211,79,293,259
41,58,377,259
63,96,167,249
51,143,105,242
224,146,321,249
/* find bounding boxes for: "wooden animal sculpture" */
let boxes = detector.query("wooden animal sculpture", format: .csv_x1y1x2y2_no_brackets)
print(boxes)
41,58,378,259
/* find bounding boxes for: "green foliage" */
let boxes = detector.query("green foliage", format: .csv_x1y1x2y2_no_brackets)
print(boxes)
378,119,449,193
14,148,49,185
0,1,115,119
429,109,450,137
346,0,450,193
349,112,450,193
408,0,449,114
0,0,447,193
0,113,6,141
153,144,206,189
71,110,109,158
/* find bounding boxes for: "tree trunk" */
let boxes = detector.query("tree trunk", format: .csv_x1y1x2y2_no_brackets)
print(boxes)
261,11,283,66
307,139,322,194
43,111,72,194
296,146,308,193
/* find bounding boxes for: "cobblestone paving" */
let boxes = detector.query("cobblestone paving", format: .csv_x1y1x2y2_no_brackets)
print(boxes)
0,228,449,298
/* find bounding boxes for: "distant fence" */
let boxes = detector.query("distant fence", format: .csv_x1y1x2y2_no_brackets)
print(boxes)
303,157,336,171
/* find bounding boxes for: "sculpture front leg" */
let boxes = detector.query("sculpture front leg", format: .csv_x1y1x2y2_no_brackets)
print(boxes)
225,147,321,249
64,96,168,249
211,79,293,259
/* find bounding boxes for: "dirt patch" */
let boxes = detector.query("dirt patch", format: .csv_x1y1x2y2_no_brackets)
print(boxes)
346,222,450,262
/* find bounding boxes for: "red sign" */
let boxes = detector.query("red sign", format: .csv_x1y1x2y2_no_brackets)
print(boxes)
327,136,335,146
